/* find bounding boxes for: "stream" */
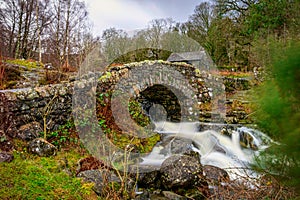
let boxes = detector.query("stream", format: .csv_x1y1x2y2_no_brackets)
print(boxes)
140,121,276,183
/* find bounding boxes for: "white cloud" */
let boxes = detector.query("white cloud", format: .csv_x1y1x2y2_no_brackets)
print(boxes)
84,0,200,36
85,0,166,35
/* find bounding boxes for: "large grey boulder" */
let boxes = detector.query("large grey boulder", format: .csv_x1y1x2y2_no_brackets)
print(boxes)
158,136,193,155
160,154,206,190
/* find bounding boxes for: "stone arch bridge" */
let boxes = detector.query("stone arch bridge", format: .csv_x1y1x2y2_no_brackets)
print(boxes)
1,60,250,137
97,60,222,122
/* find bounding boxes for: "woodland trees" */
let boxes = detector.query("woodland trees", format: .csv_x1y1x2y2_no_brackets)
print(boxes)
100,0,299,70
184,0,299,70
0,0,50,59
0,0,95,69
0,0,298,70
101,28,131,64
100,18,202,64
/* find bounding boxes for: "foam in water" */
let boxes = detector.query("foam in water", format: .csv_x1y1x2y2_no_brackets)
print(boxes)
140,146,169,166
141,121,274,181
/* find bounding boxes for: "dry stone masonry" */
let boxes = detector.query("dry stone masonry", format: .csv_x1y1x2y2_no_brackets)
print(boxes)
1,82,74,136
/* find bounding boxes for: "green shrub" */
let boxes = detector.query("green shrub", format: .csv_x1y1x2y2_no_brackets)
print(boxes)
45,120,80,149
253,41,300,191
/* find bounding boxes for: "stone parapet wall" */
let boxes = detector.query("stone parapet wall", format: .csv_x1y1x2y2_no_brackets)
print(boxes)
0,82,74,133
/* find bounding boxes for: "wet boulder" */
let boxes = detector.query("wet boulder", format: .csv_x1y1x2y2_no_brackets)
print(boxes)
203,165,230,184
129,165,161,189
157,136,193,156
27,138,57,157
169,137,193,155
160,154,206,190
239,129,258,150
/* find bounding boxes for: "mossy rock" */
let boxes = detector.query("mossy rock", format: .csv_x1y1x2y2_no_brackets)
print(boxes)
5,59,44,69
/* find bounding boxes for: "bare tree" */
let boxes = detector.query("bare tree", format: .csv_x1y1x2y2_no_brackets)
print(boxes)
0,0,52,59
0,0,21,57
101,28,131,64
35,0,41,62
186,2,216,47
0,0,96,74
12,0,37,59
76,32,101,69
146,18,175,49
46,0,88,69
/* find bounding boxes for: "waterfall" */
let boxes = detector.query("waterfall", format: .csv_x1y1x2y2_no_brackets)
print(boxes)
140,121,275,181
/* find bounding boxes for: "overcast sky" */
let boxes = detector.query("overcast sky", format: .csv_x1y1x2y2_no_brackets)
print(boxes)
84,0,201,36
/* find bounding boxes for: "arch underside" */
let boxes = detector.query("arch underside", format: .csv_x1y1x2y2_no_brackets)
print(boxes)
137,84,187,122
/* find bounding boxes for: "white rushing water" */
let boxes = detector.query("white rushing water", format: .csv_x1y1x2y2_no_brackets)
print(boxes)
141,121,276,182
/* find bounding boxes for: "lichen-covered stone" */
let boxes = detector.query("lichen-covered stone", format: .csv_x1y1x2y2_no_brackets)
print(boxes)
28,138,57,157
1,82,74,133
77,169,120,196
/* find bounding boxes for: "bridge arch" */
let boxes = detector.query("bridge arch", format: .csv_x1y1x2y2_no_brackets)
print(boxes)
137,84,182,122
109,61,202,137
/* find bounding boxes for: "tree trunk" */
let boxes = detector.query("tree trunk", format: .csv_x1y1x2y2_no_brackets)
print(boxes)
36,0,42,63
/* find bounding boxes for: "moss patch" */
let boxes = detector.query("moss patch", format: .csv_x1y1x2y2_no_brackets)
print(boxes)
0,150,99,200
5,59,44,69
96,92,160,153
